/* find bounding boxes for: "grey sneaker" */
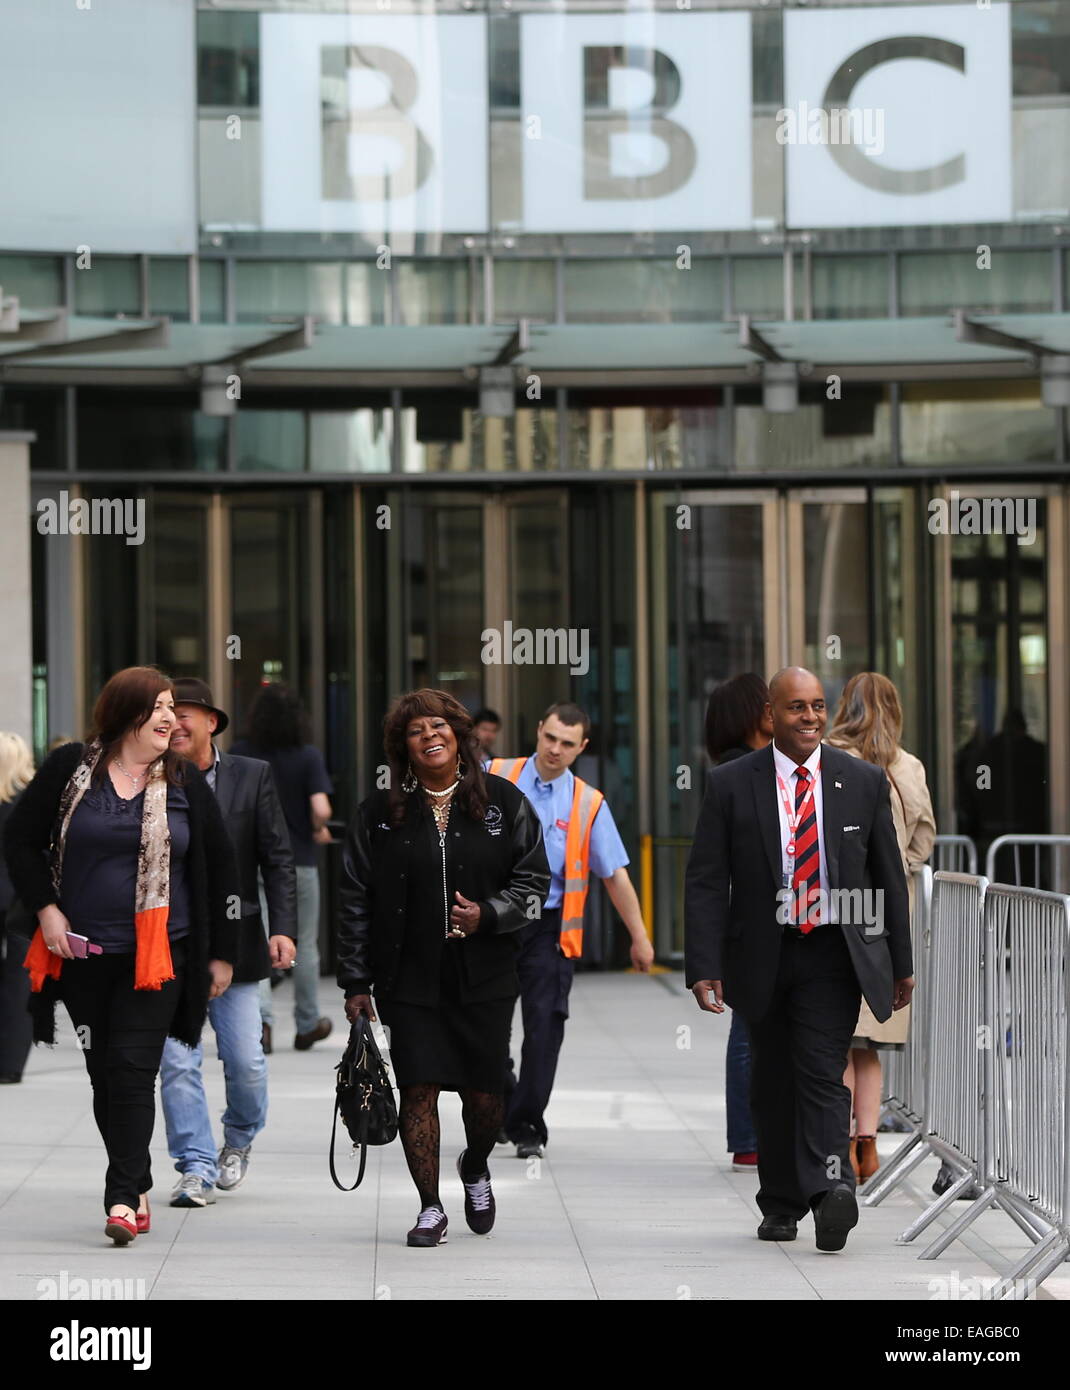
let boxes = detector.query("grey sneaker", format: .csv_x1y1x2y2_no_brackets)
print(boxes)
170,1174,216,1208
217,1145,251,1192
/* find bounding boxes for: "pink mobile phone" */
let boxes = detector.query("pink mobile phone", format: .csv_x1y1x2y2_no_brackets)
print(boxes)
65,932,103,958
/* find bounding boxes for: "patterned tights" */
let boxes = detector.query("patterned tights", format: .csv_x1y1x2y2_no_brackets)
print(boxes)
399,1084,504,1209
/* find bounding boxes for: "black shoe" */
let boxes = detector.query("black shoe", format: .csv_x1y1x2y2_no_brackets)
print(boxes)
457,1151,496,1235
513,1125,544,1159
406,1205,448,1247
0,1073,23,1084
496,1128,510,1146
931,1161,983,1201
294,1017,332,1051
757,1215,798,1241
813,1184,859,1252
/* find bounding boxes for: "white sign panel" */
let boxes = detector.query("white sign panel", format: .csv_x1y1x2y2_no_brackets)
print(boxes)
520,13,752,233
260,14,487,235
783,4,1012,228
0,0,196,255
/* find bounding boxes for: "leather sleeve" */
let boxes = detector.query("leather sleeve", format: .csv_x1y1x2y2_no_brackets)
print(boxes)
336,808,374,997
478,794,551,937
870,772,913,978
197,773,242,966
684,769,730,986
254,763,298,939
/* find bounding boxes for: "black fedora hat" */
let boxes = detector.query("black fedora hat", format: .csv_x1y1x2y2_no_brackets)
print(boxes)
171,677,229,735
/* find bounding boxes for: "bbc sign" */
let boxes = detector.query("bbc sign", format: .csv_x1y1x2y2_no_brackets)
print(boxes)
259,3,1012,237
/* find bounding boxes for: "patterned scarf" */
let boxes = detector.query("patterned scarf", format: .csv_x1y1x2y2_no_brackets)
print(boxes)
24,739,174,992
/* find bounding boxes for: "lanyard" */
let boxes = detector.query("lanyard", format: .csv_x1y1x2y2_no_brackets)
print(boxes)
775,762,820,858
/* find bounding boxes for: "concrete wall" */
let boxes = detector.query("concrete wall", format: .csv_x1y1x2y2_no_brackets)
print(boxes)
0,434,34,744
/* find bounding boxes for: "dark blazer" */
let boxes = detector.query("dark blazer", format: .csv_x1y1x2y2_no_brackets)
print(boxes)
3,742,241,1047
684,742,912,1023
212,750,297,983
336,774,550,1005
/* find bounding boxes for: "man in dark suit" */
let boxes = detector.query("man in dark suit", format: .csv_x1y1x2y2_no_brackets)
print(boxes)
685,667,913,1251
160,679,297,1207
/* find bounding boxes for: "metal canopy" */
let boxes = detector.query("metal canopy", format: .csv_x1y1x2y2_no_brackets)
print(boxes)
2,313,1068,384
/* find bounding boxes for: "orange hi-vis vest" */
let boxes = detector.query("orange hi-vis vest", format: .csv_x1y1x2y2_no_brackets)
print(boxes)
488,756,604,959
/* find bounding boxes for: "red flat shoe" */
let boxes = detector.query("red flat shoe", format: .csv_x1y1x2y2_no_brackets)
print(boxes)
105,1214,137,1246
136,1203,151,1235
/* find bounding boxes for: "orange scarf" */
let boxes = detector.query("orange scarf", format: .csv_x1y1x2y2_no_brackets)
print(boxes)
25,741,174,992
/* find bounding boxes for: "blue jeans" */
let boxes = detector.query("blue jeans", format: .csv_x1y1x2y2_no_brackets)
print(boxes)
726,1008,758,1154
160,982,267,1182
259,864,322,1036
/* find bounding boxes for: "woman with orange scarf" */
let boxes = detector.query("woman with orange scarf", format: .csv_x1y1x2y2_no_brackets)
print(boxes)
4,667,239,1244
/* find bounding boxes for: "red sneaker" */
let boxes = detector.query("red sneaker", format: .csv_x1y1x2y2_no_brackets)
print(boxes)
732,1152,759,1172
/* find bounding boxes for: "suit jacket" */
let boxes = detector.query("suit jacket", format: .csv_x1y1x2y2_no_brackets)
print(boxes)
213,751,297,983
684,742,912,1023
336,775,550,1004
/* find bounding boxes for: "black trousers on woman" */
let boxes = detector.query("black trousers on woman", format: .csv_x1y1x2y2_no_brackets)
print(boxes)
57,941,185,1211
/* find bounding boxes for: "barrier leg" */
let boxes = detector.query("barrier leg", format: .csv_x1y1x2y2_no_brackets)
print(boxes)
986,1229,1066,1301
994,1193,1052,1246
859,1129,923,1202
895,1168,976,1244
919,1185,998,1260
864,1137,932,1207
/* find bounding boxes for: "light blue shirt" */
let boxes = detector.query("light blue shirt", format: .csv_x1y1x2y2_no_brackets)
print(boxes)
488,757,629,910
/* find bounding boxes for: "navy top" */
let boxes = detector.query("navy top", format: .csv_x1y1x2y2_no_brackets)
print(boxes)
59,775,191,953
229,741,332,866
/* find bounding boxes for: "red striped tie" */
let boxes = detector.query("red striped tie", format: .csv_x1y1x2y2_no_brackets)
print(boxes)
791,766,820,933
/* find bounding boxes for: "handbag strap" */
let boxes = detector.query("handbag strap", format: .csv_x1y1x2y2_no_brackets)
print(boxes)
329,1092,370,1192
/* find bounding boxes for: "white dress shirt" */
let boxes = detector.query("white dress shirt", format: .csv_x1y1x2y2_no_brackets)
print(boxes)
772,741,830,910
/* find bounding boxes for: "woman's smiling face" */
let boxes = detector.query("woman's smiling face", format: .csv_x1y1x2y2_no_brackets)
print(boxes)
406,714,458,775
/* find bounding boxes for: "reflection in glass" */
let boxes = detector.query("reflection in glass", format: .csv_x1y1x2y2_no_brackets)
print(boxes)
235,262,344,324
235,411,306,472
493,259,556,322
563,259,722,323
568,398,727,470
899,251,1051,316
74,258,140,316
396,261,470,325
0,255,63,309
900,381,1055,465
509,499,568,749
309,410,392,473
812,255,888,319
78,391,226,471
152,504,208,677
736,391,892,471
802,503,869,718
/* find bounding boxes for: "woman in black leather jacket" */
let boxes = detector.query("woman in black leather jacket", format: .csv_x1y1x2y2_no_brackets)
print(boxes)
337,689,549,1248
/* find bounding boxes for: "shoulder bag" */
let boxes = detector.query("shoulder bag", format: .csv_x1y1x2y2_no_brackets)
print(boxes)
329,1016,399,1191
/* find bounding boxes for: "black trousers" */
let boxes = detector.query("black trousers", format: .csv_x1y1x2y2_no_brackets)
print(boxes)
745,927,861,1220
504,909,573,1146
0,916,33,1079
57,941,185,1212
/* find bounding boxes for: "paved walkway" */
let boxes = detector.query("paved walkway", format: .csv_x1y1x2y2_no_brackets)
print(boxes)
1,971,1062,1301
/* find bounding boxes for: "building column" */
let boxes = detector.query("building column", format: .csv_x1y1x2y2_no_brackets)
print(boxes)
0,433,35,745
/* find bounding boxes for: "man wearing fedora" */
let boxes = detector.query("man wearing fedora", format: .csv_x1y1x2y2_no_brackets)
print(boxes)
159,679,297,1207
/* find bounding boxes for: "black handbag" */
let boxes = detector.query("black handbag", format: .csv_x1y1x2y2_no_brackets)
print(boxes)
329,1016,399,1191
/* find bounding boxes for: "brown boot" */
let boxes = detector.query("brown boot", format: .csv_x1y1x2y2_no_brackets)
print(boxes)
856,1135,879,1181
848,1137,861,1180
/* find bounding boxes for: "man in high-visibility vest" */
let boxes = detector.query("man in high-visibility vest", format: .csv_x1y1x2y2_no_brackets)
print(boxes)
489,701,654,1159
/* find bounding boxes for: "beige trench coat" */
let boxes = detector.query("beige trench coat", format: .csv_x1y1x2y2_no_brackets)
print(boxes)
836,745,936,1046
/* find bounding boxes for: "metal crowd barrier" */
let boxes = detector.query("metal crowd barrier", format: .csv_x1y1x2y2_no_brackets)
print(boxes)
879,864,932,1131
931,835,978,875
984,834,1070,896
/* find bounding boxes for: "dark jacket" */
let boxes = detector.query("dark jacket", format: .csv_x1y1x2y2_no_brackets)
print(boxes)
684,742,912,1023
3,742,241,1047
336,774,550,1004
212,750,297,982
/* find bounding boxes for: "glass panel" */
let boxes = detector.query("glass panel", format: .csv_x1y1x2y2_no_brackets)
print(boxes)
151,502,208,678
395,261,470,325
78,391,226,471
73,258,140,316
235,410,306,472
1014,1,1070,95
801,502,869,718
399,399,481,473
309,409,392,473
872,488,926,764
899,251,1052,316
493,259,555,321
732,257,785,319
0,255,63,308
563,259,722,323
0,387,65,471
509,498,569,749
150,258,190,321
83,489,141,700
197,11,259,107
344,263,388,325
812,255,888,319
735,388,893,471
901,381,1055,465
568,396,729,470
950,504,1049,882
235,262,344,324
655,500,766,956
198,260,225,323
229,501,310,738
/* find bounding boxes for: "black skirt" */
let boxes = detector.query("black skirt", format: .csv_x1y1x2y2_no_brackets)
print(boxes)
376,950,515,1094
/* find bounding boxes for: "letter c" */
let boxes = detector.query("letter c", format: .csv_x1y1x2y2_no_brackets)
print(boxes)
823,37,966,194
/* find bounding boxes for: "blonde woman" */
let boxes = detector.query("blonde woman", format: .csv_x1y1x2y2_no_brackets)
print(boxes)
0,733,36,1082
826,672,935,1181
